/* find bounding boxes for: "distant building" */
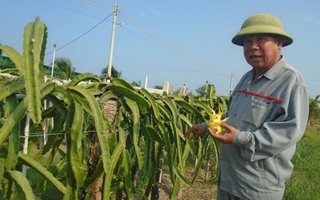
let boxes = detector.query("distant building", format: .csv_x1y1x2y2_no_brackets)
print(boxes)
179,85,186,95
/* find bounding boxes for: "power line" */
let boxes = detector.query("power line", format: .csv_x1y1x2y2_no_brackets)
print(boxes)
118,8,231,76
70,0,231,76
71,0,114,12
46,11,114,55
42,0,102,19
47,0,231,76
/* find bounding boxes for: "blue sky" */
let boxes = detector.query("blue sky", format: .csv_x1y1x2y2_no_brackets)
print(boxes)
1,0,320,98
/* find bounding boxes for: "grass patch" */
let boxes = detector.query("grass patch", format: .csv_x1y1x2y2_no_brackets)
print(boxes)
283,128,320,200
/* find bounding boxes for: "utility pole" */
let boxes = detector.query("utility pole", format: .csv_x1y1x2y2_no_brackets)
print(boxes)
107,3,119,80
51,44,56,78
43,44,56,146
229,73,234,96
145,75,148,89
184,67,187,85
22,113,30,176
205,80,208,97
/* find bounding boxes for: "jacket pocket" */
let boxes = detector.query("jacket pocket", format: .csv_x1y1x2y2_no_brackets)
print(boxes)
261,157,281,189
241,96,277,128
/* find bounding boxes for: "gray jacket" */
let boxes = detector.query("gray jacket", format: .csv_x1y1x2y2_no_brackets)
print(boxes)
217,57,309,199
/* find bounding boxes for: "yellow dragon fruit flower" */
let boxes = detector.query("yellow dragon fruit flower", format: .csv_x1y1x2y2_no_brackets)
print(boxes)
207,110,228,135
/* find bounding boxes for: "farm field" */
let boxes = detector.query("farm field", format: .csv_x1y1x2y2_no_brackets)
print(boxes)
1,16,320,200
0,128,319,199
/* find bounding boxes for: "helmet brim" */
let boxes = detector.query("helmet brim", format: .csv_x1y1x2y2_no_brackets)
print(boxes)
232,25,293,47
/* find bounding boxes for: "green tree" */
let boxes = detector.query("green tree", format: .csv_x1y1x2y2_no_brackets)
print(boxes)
0,45,16,70
154,85,162,89
100,65,122,79
54,57,76,79
195,84,206,96
309,95,320,126
131,80,141,87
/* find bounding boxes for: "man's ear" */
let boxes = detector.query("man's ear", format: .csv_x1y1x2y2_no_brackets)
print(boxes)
278,40,284,50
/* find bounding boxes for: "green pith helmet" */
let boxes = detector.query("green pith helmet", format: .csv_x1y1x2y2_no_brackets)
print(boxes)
232,13,293,47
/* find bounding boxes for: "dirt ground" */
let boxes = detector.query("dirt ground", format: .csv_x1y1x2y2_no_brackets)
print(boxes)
158,170,217,200
34,143,217,199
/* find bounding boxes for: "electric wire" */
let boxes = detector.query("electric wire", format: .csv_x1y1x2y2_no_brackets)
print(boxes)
119,9,230,76
46,11,114,55
42,0,232,78
70,0,114,12
20,130,98,138
42,0,101,19
70,0,231,76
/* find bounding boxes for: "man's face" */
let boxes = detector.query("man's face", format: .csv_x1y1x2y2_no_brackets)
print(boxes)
243,34,283,71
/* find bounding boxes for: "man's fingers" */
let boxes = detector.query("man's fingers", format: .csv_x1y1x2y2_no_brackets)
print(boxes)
185,129,192,138
185,124,205,140
220,122,231,130
185,127,197,139
208,123,235,144
185,126,196,138
207,127,223,140
194,132,201,140
186,128,201,140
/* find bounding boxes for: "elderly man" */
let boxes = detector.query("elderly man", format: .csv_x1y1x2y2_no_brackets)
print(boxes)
186,13,309,200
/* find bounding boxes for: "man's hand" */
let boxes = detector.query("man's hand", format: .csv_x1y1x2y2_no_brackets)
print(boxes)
185,124,205,140
208,122,236,144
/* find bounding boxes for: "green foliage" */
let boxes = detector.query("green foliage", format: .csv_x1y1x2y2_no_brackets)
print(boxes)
100,65,122,79
54,57,76,79
131,80,141,87
195,84,207,96
0,55,16,70
309,95,320,127
23,17,47,124
283,129,320,200
0,18,228,199
0,46,23,75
